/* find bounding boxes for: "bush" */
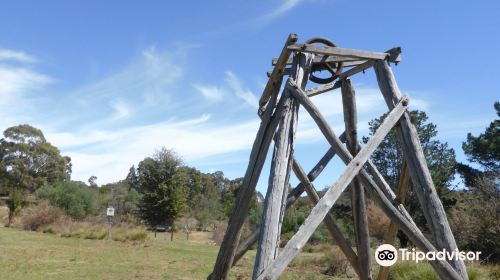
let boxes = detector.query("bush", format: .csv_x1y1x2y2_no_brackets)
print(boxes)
212,222,227,245
36,181,97,219
323,247,350,277
367,200,390,241
20,200,65,231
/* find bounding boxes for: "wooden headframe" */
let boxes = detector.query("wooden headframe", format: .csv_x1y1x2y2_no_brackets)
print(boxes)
208,34,468,280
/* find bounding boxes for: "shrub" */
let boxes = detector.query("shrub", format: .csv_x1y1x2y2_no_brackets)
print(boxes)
323,247,350,276
20,200,65,231
36,181,97,219
212,222,227,245
367,200,390,241
111,226,148,242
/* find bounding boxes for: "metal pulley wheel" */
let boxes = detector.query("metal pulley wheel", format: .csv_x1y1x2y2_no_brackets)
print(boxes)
304,37,344,84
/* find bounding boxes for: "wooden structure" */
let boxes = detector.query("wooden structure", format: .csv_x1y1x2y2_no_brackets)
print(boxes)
208,34,468,280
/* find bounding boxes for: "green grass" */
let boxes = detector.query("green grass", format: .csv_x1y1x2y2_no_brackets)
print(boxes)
0,227,218,280
0,226,498,280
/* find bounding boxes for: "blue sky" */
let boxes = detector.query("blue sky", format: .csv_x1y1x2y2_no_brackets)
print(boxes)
0,0,498,193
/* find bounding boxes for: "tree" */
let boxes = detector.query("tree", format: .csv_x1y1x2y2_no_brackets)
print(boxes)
88,175,98,187
134,148,186,237
36,181,97,219
0,124,71,223
454,102,499,262
363,110,457,246
0,124,70,192
5,189,24,226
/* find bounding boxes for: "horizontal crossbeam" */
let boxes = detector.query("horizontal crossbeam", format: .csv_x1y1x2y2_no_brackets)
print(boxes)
272,55,363,66
288,44,401,62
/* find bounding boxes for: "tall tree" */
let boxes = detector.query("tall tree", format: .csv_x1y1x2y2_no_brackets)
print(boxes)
0,124,70,224
0,124,70,192
134,148,187,235
454,102,499,262
363,110,457,245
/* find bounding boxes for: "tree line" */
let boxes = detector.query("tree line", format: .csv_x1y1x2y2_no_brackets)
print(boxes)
0,102,497,262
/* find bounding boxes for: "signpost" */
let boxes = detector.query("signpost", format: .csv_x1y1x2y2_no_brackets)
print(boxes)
107,207,114,240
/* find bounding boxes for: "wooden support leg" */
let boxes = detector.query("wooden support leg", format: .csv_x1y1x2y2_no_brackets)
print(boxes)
341,79,371,280
256,90,408,280
287,82,462,280
209,75,284,280
377,162,410,280
374,60,468,280
253,53,313,278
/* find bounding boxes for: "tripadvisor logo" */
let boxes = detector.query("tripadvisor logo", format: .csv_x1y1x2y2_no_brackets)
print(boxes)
375,244,482,267
375,244,398,266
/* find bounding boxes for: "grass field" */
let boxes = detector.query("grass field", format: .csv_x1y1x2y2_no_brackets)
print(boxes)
0,226,338,280
0,226,498,280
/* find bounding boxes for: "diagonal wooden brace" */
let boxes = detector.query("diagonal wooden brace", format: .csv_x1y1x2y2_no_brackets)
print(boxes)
283,81,463,280
256,85,408,280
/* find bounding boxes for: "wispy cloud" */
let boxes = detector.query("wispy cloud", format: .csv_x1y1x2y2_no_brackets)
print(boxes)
0,49,38,64
0,50,52,128
225,71,258,108
192,84,225,101
259,0,303,22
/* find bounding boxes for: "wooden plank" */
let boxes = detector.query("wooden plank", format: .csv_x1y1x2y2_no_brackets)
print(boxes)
305,48,400,97
341,79,371,280
291,159,361,277
306,60,375,97
209,72,289,280
288,44,401,62
232,147,338,266
267,60,366,78
253,53,313,278
272,55,363,66
373,60,468,280
256,85,408,280
258,33,298,109
377,162,411,280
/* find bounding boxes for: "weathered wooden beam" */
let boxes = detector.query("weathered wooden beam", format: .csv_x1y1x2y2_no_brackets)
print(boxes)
272,54,362,66
291,159,361,277
305,60,375,97
256,85,408,280
288,44,401,62
305,48,400,97
208,73,289,280
232,147,338,266
258,33,298,109
267,60,366,78
377,162,411,280
341,79,371,280
287,83,462,280
374,60,468,280
253,53,313,278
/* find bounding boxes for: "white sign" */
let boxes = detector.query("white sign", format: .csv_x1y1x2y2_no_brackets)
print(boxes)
106,207,115,217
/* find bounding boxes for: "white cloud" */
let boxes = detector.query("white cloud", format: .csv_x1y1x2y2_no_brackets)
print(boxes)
48,114,260,183
0,65,52,97
0,51,52,128
109,100,131,121
0,49,37,64
225,71,258,108
192,84,224,101
261,0,303,21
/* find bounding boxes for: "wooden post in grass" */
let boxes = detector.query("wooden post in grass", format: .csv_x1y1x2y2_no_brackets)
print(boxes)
341,78,371,280
253,52,313,278
374,60,468,280
377,162,410,280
